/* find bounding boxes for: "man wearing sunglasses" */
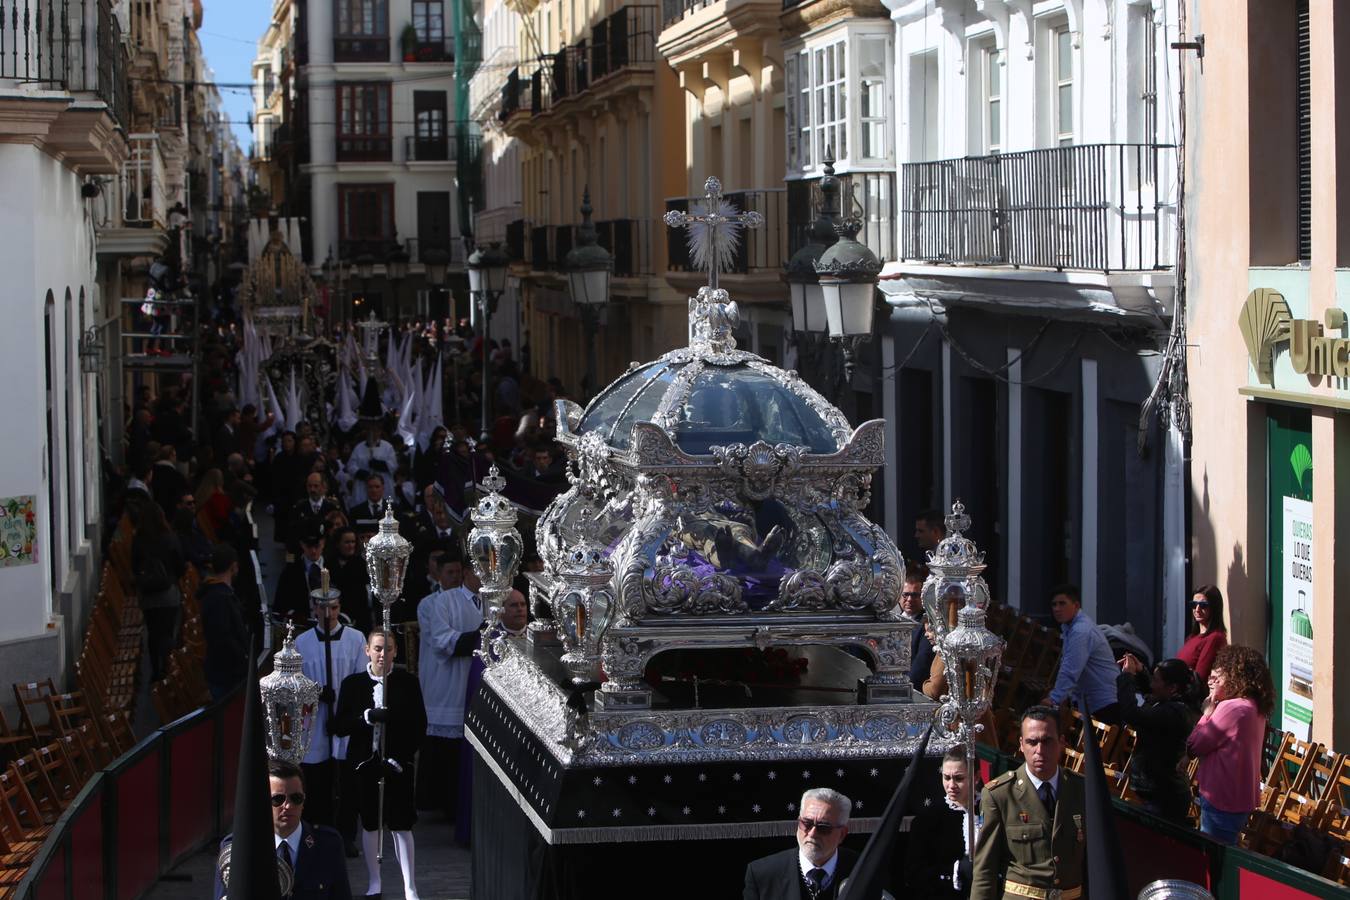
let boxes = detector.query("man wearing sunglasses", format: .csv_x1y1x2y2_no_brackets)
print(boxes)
743,788,857,899
212,759,352,899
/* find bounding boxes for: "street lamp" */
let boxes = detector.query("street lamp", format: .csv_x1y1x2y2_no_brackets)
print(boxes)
814,159,882,385
467,240,510,441
564,186,612,400
422,243,449,324
386,238,410,325
784,163,838,356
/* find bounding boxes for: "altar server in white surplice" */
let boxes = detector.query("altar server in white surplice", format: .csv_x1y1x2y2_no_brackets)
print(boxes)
295,590,367,852
415,551,482,818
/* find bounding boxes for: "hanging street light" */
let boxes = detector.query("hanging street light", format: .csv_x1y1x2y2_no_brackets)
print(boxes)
814,160,882,384
467,241,510,442
564,186,613,400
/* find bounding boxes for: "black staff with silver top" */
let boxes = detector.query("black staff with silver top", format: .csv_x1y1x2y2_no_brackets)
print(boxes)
362,502,412,863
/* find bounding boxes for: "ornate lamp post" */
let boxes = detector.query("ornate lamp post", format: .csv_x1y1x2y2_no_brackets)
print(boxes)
814,167,882,386
467,241,510,441
564,187,612,401
467,465,524,665
386,239,410,326
784,163,838,379
921,501,1003,862
259,624,322,766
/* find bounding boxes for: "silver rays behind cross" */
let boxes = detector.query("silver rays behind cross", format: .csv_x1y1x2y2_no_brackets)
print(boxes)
663,176,764,291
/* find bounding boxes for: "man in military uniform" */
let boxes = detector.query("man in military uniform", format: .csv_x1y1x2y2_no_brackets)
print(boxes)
971,706,1084,900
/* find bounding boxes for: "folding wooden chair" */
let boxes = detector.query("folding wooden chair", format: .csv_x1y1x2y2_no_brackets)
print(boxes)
0,712,31,768
8,756,61,825
54,734,94,787
28,745,78,811
72,724,111,771
95,711,135,757
1262,734,1322,809
0,765,49,845
43,692,91,739
10,681,57,745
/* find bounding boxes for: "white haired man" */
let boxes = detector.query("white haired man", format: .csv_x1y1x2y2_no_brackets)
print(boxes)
743,787,858,899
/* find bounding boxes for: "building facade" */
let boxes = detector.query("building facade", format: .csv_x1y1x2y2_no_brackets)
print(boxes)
1187,0,1349,748
875,0,1184,651
483,0,687,399
287,0,469,326
0,0,138,708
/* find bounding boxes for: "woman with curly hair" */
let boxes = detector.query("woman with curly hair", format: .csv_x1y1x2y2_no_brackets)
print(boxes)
1185,645,1274,843
1177,584,1228,680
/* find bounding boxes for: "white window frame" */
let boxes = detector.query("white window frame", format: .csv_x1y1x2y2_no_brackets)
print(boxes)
1052,22,1074,146
785,24,893,176
985,44,1002,154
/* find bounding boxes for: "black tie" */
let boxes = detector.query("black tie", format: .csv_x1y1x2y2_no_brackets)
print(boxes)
1038,781,1056,821
806,867,826,897
308,564,321,590
279,839,292,869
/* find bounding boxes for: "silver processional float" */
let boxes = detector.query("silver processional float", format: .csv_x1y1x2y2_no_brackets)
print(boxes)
457,175,1007,881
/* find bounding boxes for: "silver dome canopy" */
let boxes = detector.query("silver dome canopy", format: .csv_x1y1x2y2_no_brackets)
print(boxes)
577,359,848,455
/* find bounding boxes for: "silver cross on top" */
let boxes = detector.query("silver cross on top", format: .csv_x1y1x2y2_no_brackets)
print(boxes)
663,176,763,290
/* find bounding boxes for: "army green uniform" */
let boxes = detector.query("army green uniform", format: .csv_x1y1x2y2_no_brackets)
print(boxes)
970,766,1085,900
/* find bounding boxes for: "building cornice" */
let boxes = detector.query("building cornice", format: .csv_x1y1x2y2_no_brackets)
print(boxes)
780,0,889,38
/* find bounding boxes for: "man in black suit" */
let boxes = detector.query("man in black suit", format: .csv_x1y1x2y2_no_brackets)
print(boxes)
744,788,858,899
347,473,389,540
211,758,352,900
150,444,188,517
289,472,341,556
275,526,327,622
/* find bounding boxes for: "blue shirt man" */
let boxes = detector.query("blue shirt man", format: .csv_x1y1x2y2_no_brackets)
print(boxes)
1042,585,1121,722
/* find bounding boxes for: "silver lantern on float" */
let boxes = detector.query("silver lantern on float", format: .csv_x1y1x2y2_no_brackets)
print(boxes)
554,541,615,685
365,501,412,631
923,500,1003,866
921,500,991,648
259,623,322,766
468,465,524,665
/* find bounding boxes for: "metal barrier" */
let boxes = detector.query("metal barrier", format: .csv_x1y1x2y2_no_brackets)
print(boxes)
14,685,245,900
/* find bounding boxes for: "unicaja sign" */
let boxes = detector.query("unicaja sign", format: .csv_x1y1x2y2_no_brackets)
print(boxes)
1240,287,1350,384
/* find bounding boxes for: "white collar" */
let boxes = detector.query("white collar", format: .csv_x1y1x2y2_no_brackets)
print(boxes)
367,664,387,683
798,849,839,888
275,825,302,860
1023,764,1061,797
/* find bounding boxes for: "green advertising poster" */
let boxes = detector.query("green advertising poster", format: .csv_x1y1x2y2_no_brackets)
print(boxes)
1267,407,1313,738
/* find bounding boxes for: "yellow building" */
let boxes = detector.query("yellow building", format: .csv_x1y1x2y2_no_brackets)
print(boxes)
1187,0,1349,748
494,0,687,398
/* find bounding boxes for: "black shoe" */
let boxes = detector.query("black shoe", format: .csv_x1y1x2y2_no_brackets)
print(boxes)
364,894,382,899
344,841,359,858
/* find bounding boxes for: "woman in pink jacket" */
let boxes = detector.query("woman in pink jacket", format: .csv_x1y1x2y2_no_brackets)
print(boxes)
1185,645,1274,843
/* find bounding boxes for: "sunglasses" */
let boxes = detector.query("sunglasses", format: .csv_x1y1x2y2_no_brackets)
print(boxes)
901,591,922,599
270,792,306,808
1189,600,1210,609
797,817,839,834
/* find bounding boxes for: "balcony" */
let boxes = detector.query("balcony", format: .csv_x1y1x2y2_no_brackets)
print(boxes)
788,171,896,265
666,188,786,275
507,7,656,127
405,134,449,162
0,0,130,146
505,218,526,261
662,0,716,27
595,219,652,277
897,144,1176,272
338,238,465,268
403,37,453,63
334,36,390,63
96,133,170,256
337,134,392,162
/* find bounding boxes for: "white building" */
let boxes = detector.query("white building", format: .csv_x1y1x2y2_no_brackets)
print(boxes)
290,0,467,322
875,0,1184,647
0,0,129,705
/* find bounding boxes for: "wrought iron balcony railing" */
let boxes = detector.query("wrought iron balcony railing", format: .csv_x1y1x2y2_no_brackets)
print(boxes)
787,170,896,265
405,134,449,161
0,0,129,125
666,188,787,274
523,7,657,116
334,35,390,62
897,143,1176,272
662,0,716,27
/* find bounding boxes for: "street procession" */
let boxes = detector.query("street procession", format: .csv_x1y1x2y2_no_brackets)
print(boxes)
1,0,1349,897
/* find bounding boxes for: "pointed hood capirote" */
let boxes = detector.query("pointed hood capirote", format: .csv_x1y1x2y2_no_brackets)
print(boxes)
225,643,284,900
